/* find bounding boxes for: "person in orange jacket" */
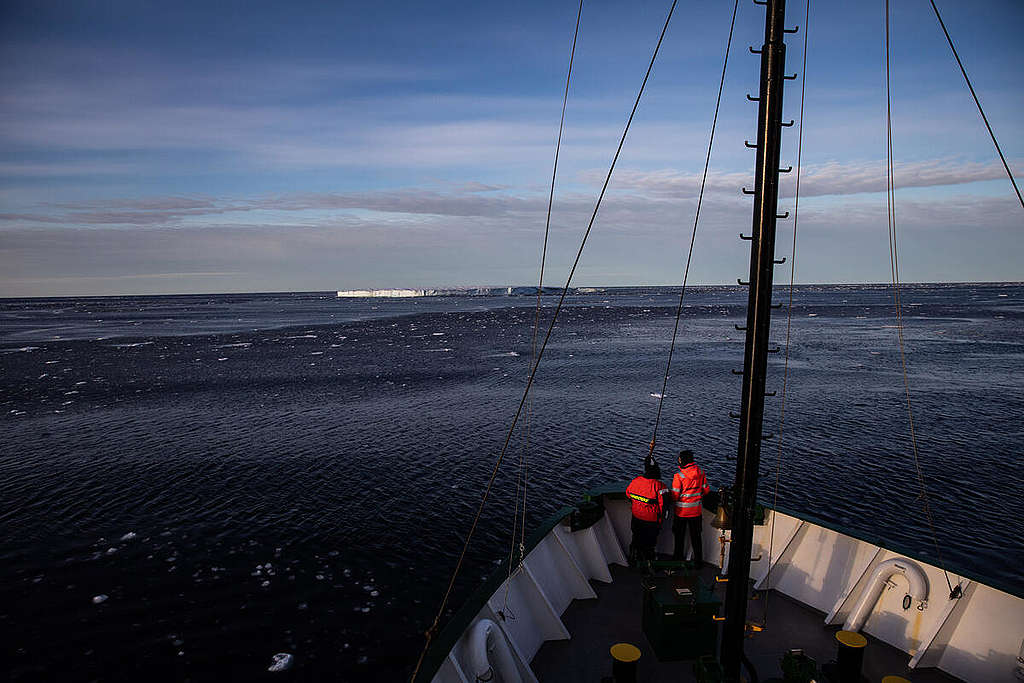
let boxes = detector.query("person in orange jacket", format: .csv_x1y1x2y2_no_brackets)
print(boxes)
671,449,710,567
626,456,671,564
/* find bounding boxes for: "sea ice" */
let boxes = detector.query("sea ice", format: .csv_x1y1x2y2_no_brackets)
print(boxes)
92,594,109,604
120,532,137,541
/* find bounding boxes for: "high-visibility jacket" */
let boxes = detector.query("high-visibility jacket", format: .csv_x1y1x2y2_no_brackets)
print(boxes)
671,463,710,518
626,475,669,522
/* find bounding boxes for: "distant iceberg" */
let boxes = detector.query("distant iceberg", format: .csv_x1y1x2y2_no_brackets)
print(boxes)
336,286,566,298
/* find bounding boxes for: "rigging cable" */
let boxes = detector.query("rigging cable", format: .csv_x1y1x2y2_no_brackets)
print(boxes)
763,0,811,629
410,2,680,678
928,0,1023,211
884,0,955,594
649,0,740,455
503,0,584,615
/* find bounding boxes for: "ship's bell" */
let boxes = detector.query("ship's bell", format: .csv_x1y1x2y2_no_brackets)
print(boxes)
711,503,731,530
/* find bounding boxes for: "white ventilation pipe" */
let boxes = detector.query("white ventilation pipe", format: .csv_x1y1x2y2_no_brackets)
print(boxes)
843,557,929,633
467,618,520,682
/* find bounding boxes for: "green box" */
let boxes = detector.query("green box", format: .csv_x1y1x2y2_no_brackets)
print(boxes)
642,574,721,661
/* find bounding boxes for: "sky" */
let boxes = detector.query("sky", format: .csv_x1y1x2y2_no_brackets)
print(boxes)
0,0,1021,297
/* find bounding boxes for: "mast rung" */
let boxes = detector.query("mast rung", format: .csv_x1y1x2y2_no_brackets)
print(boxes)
737,279,749,286
746,94,761,102
784,73,798,80
731,369,744,376
774,257,786,265
740,233,752,240
760,433,775,440
753,0,767,5
749,46,762,54
764,391,776,397
735,324,746,331
771,303,783,309
784,25,799,33
781,120,795,127
745,140,758,149
779,166,793,173
742,187,755,195
729,411,741,419
776,211,789,219
767,346,781,353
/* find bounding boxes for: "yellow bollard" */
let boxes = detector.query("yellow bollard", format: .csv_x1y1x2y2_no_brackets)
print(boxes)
610,642,641,683
835,630,868,683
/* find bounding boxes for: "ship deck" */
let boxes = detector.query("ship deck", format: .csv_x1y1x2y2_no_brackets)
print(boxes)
531,561,961,682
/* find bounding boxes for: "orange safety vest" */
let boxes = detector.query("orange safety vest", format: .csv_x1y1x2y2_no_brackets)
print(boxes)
671,463,709,518
626,476,668,522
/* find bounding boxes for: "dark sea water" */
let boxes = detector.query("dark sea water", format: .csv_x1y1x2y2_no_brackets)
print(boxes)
2,283,1022,681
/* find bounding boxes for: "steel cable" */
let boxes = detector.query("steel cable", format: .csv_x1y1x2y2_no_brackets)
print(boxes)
504,0,584,614
648,0,741,458
885,0,955,594
928,0,1023,211
411,2,679,678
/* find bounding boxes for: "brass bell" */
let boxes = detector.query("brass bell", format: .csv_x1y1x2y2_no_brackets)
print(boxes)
711,503,731,530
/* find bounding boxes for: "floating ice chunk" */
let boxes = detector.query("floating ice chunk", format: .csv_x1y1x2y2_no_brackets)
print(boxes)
361,607,370,613
298,602,308,610
106,547,118,555
92,594,109,604
370,590,379,598
261,580,271,588
650,392,663,399
357,655,368,664
268,653,294,672
217,358,228,361
120,532,137,541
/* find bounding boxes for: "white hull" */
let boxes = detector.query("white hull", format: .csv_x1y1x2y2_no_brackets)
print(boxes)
425,490,1024,682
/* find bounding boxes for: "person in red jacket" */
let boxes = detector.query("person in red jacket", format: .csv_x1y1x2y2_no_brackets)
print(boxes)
671,449,710,567
626,457,670,564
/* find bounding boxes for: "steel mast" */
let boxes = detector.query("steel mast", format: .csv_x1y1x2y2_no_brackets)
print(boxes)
721,0,789,678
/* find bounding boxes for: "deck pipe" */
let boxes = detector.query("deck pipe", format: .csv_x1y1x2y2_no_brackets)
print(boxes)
843,558,929,633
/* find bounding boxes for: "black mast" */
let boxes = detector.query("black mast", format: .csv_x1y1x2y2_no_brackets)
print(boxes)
721,0,788,678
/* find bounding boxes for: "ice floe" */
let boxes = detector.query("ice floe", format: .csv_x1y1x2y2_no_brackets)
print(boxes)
92,594,109,604
268,653,294,672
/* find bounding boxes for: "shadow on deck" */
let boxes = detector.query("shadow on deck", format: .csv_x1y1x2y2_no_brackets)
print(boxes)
531,562,961,682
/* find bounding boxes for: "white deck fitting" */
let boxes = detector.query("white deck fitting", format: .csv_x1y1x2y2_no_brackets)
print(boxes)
430,498,1024,683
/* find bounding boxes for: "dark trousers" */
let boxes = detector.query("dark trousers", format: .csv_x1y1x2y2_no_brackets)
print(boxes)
630,517,660,563
672,515,703,566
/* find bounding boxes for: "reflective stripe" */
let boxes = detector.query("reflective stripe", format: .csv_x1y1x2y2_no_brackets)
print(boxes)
675,501,701,508
671,487,680,493
628,493,657,505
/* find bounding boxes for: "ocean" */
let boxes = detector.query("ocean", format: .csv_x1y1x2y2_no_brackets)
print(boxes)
2,283,1022,681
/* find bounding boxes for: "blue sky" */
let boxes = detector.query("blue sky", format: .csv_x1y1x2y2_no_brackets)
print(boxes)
1,0,1021,296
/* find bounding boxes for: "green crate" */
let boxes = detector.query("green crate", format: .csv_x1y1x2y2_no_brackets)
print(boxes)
641,575,721,661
